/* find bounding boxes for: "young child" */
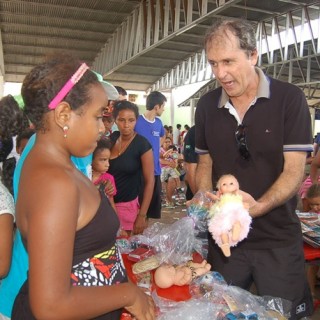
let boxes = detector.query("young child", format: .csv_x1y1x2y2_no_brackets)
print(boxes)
92,138,128,238
160,140,183,207
305,183,320,299
92,138,117,210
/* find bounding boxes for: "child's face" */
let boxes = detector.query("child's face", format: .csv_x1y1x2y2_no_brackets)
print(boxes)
307,196,320,213
92,149,111,174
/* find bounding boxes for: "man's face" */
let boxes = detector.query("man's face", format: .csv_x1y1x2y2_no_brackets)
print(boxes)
206,29,258,99
156,103,165,117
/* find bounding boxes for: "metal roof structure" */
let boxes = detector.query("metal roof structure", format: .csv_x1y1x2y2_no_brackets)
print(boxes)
0,0,319,99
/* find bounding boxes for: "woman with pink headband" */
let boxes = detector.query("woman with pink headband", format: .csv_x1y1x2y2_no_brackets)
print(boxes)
11,54,155,320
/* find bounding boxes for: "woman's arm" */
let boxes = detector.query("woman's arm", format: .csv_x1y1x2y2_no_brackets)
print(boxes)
0,213,14,278
134,149,154,235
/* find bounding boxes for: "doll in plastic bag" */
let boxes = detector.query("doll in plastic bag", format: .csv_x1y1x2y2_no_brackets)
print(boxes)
208,174,252,257
154,260,211,289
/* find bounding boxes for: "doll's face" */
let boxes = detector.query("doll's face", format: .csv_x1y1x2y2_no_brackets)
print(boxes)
218,175,239,194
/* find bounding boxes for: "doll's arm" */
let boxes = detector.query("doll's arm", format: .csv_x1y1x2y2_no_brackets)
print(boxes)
186,260,211,278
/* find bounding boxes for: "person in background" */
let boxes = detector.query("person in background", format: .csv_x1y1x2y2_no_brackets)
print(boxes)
305,183,320,300
135,91,166,220
92,138,117,212
109,100,154,236
160,138,182,208
0,172,14,282
183,125,198,201
0,106,18,279
109,86,127,133
195,18,313,319
11,54,155,319
102,108,115,138
0,94,29,320
173,124,181,147
16,128,35,156
298,150,320,212
114,86,127,101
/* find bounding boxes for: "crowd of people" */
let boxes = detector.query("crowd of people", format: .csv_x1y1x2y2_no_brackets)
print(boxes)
0,16,318,320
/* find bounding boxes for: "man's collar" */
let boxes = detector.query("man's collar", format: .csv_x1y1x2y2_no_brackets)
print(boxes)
218,67,270,108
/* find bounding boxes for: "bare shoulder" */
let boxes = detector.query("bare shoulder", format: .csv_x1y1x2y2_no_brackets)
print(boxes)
17,158,81,223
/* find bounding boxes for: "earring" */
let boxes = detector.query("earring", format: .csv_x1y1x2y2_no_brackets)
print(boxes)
63,125,69,138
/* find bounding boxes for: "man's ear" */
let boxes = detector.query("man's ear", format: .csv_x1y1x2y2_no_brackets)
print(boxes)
250,48,258,66
53,102,72,128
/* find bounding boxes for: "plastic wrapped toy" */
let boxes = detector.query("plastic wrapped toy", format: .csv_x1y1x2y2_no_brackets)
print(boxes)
208,174,252,257
154,260,211,288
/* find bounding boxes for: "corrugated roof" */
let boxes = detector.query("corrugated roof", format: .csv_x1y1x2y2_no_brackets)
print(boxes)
0,0,319,96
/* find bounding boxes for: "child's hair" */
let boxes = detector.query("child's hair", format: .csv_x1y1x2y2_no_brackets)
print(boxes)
21,53,101,132
168,144,178,151
112,100,139,119
306,183,320,199
93,138,111,160
16,128,35,150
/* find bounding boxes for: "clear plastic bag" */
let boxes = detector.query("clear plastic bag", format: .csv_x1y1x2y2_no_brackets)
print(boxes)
123,217,197,267
186,191,212,238
153,291,224,320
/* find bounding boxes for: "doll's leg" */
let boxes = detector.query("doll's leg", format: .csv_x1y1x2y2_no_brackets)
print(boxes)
231,221,241,242
220,233,231,257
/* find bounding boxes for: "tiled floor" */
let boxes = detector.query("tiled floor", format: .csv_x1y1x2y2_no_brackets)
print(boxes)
150,201,320,319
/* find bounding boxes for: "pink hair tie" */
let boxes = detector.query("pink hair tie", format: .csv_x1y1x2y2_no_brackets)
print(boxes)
48,62,89,110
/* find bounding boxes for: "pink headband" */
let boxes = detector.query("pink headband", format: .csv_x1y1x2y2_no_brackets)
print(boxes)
48,62,89,110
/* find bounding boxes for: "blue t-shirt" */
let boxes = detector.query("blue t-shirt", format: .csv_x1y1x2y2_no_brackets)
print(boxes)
0,134,92,317
135,115,164,176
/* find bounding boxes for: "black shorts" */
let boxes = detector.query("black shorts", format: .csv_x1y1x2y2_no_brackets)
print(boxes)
208,238,313,319
139,175,162,219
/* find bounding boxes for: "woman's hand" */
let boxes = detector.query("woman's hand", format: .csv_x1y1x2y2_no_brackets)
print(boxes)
133,213,148,235
125,285,155,320
103,179,115,197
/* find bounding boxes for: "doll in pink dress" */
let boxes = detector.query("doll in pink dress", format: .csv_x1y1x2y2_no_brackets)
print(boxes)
208,174,252,257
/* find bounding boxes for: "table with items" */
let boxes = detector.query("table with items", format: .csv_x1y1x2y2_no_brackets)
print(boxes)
117,215,291,319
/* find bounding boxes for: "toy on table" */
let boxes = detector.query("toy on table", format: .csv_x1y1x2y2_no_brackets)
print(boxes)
208,174,252,257
154,260,211,289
